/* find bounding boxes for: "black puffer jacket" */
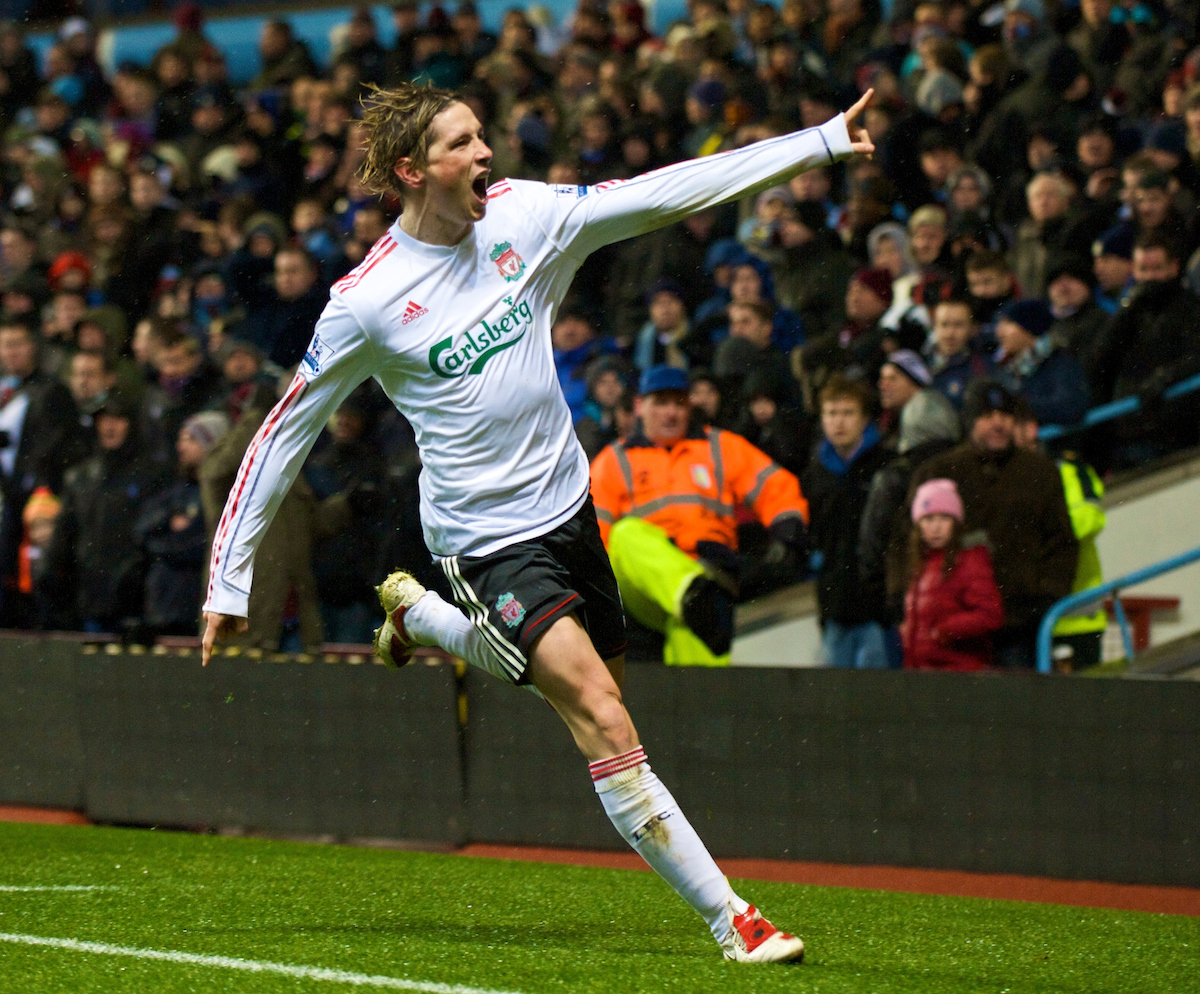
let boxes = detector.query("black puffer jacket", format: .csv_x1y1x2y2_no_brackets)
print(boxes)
44,441,164,628
1092,278,1200,450
134,476,207,633
858,436,959,625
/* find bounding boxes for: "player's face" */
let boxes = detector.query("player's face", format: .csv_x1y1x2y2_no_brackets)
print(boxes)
417,102,493,226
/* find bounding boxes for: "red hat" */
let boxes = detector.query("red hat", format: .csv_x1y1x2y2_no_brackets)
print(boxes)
173,1,204,32
853,267,894,307
47,251,93,290
618,1,645,26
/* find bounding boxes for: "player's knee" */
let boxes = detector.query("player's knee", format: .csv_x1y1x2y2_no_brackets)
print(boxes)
579,685,634,751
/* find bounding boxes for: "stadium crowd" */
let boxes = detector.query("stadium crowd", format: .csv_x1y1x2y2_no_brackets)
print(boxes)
0,0,1194,668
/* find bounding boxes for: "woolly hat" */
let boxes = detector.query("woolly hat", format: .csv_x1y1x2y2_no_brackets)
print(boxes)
586,355,630,394
95,388,138,421
515,113,551,153
645,278,686,305
998,298,1054,337
243,211,288,248
1004,0,1044,19
59,16,89,40
216,337,264,366
853,267,894,307
916,70,965,117
884,349,932,387
1045,253,1095,288
182,411,231,454
1042,44,1085,94
48,250,93,290
912,478,964,523
1093,225,1134,260
756,185,794,210
962,379,1017,424
791,199,828,234
705,238,750,273
688,79,726,110
23,486,61,525
1147,120,1187,159
173,1,204,32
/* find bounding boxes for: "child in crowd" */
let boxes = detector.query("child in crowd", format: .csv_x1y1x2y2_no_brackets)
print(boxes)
901,478,1003,671
16,487,62,630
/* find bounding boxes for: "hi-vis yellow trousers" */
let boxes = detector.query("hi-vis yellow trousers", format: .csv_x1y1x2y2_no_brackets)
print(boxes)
607,517,731,667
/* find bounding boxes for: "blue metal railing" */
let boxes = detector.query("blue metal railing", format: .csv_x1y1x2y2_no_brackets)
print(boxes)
1038,372,1200,441
1036,545,1200,673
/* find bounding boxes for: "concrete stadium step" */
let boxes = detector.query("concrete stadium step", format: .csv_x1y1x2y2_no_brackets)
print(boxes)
1125,629,1200,679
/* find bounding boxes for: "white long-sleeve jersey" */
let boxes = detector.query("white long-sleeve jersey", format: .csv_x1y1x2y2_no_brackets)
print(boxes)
204,114,853,618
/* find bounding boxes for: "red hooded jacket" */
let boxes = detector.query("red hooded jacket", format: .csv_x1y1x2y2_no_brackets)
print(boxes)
901,543,1004,671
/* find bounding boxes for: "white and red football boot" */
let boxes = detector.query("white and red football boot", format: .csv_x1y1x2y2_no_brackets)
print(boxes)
372,570,427,668
720,904,805,963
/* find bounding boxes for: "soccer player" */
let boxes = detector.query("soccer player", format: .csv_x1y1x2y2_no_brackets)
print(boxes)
202,83,875,963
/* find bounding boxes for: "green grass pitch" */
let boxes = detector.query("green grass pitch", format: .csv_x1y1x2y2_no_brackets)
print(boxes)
0,821,1195,993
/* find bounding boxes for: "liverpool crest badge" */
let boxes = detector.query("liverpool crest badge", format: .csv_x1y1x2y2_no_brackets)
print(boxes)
489,241,526,282
495,592,526,628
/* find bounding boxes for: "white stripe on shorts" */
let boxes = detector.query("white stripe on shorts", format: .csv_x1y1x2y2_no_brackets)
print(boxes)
441,557,527,682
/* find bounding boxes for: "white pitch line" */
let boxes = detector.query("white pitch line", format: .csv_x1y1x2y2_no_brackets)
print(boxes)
0,886,112,892
0,933,527,994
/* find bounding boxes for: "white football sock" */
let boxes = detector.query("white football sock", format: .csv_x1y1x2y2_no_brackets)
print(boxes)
591,747,742,943
405,590,486,658
405,590,544,697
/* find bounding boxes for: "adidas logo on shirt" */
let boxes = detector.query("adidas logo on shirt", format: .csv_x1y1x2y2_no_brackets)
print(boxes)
401,300,428,325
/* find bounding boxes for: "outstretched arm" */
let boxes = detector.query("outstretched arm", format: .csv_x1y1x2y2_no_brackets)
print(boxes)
542,91,875,257
201,294,376,665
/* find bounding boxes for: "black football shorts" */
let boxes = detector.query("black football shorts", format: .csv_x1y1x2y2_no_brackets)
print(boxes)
438,495,627,684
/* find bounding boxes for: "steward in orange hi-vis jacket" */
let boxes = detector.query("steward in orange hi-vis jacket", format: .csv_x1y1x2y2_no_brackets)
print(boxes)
589,365,809,666
590,426,809,554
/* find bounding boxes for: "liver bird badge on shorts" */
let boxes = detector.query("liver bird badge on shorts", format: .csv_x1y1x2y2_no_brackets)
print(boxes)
490,241,526,282
496,592,526,627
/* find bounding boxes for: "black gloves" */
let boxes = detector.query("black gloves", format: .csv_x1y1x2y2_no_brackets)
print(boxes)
767,515,809,565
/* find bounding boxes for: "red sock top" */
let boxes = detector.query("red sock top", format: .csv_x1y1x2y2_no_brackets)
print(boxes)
588,746,647,782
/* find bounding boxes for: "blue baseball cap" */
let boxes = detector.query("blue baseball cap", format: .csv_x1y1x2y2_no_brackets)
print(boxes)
638,365,690,395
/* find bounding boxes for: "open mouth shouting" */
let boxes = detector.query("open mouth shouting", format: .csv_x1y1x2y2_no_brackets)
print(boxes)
471,170,490,207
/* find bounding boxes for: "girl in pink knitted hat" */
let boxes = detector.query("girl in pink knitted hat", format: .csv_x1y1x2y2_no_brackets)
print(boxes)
901,478,1004,671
